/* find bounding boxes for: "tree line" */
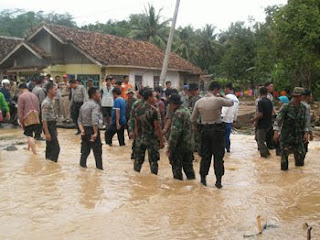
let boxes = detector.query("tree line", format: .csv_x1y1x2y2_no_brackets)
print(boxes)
1,0,320,96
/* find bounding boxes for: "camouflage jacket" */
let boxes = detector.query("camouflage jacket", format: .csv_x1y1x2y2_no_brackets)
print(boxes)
168,106,193,152
135,102,160,138
274,102,308,144
128,99,144,133
185,95,201,114
125,97,137,120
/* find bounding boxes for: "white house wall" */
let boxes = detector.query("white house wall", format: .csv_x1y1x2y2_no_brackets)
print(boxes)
129,69,180,89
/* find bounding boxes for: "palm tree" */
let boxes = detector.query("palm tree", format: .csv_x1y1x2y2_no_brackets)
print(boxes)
129,4,170,49
174,25,198,61
196,24,221,73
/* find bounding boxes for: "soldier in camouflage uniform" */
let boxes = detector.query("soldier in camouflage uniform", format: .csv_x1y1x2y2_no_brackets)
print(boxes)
185,83,202,155
274,87,309,171
133,89,165,174
128,88,145,160
167,94,195,180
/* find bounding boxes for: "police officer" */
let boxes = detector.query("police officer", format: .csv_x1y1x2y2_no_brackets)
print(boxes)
191,81,234,188
273,87,309,171
167,93,195,180
78,87,103,170
133,88,165,175
32,76,46,141
42,83,60,162
60,74,71,123
70,79,88,135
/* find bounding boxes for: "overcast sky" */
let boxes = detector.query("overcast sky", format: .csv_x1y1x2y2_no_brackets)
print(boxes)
1,0,287,31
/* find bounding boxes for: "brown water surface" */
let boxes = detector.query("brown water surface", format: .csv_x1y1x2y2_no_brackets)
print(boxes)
0,128,319,239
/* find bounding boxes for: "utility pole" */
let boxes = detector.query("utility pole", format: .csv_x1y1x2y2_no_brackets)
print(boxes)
160,0,180,86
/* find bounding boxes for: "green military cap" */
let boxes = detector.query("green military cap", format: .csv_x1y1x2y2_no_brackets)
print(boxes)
169,93,183,105
188,83,199,90
126,88,134,94
292,87,305,96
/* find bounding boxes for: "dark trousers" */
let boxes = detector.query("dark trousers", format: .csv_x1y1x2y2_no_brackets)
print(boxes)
224,123,232,151
200,123,225,177
72,102,83,132
80,127,103,169
35,107,42,138
266,128,275,149
45,121,60,162
257,127,271,156
169,150,195,180
105,123,125,146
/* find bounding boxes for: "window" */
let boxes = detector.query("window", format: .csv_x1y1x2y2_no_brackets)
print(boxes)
67,74,76,80
154,76,160,88
111,75,127,83
77,74,100,88
135,75,143,90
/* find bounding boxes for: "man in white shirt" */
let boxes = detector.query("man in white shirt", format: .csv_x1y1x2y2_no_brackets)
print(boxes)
221,83,239,152
101,76,114,127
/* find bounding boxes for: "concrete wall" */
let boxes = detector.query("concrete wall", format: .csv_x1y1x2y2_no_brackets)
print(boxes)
44,64,102,81
49,36,64,64
30,30,92,65
111,68,181,89
63,45,92,64
14,47,46,67
30,29,52,53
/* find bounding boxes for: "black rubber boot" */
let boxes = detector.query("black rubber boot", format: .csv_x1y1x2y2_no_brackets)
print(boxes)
281,160,288,171
200,175,207,186
215,176,223,189
295,157,304,167
134,160,142,172
150,162,158,175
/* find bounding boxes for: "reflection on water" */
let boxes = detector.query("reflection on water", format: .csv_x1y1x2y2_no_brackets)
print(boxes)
0,128,319,239
78,171,103,209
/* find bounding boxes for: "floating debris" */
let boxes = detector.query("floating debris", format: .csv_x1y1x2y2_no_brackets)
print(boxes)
243,215,278,238
5,145,18,151
303,223,312,240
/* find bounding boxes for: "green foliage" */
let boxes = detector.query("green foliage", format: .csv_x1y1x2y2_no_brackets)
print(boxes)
173,25,198,62
1,2,320,97
194,24,222,74
81,20,131,37
273,0,320,89
218,22,256,86
0,9,77,37
128,4,170,49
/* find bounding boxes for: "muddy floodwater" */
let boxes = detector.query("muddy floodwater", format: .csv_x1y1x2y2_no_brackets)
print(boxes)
0,127,319,239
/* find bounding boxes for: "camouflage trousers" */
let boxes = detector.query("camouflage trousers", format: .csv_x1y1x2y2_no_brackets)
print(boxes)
169,150,195,180
280,142,306,170
134,136,160,175
131,138,136,160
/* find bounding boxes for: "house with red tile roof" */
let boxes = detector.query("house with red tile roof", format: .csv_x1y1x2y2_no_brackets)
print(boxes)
0,22,201,89
0,36,23,79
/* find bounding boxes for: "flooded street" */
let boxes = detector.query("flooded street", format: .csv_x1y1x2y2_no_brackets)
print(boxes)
0,127,319,239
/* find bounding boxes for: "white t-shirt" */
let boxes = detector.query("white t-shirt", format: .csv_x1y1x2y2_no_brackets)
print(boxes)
222,93,239,123
101,86,114,107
